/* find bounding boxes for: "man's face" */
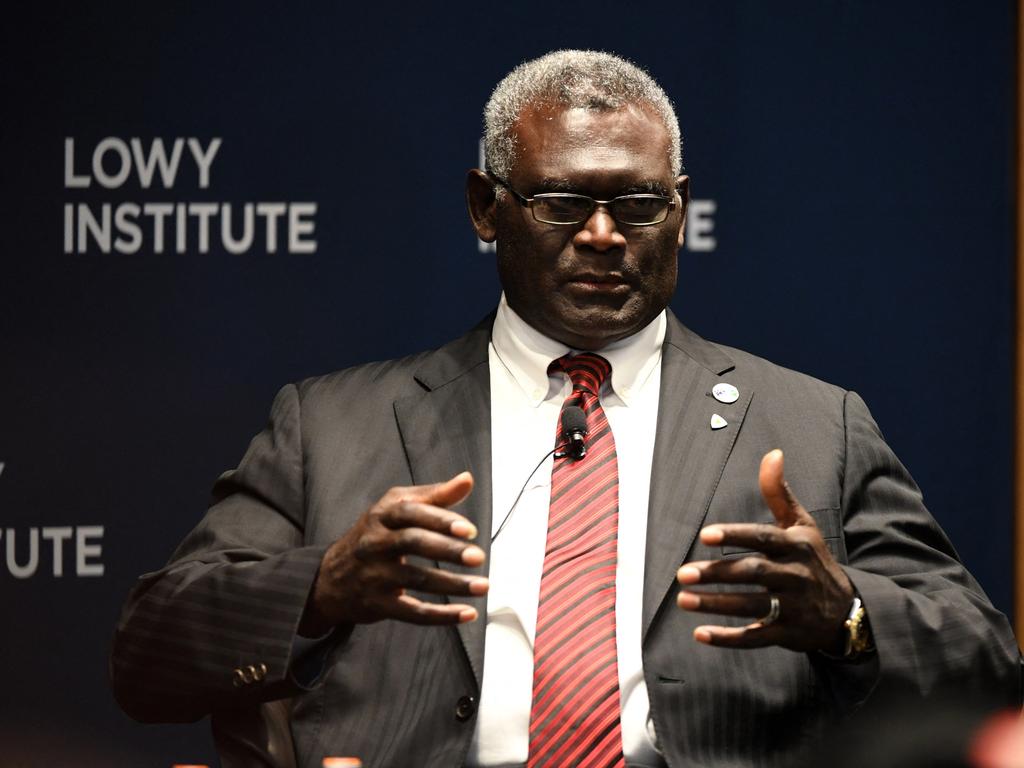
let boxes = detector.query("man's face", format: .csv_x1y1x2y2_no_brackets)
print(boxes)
484,104,687,350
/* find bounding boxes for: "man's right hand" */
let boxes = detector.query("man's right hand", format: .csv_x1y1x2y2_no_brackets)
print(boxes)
298,471,487,636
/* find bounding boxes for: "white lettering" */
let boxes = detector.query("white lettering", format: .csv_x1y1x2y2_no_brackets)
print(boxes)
221,203,254,254
288,203,317,253
64,138,91,188
143,203,174,254
76,526,104,577
175,202,187,253
6,527,39,579
1,525,106,579
77,203,111,253
687,199,717,252
41,527,73,577
256,202,287,253
188,203,218,253
63,200,320,255
114,203,142,253
93,137,132,189
64,203,74,253
130,138,184,189
188,137,222,189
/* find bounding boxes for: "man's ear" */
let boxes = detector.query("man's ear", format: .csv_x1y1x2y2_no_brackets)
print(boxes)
466,169,498,243
675,175,690,250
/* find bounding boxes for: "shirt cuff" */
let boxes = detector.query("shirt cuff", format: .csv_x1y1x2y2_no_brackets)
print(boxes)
289,629,338,689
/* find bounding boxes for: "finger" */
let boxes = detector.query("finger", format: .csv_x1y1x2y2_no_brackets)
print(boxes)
699,523,790,555
389,473,476,537
693,622,783,649
677,590,776,619
758,449,814,528
380,500,479,541
363,526,485,566
677,557,798,590
388,593,479,625
412,471,475,509
395,562,489,597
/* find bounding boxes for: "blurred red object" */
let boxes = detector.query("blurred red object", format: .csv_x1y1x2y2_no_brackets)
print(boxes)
970,710,1024,768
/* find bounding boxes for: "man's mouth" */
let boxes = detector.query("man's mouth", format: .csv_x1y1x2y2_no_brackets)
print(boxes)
565,274,631,294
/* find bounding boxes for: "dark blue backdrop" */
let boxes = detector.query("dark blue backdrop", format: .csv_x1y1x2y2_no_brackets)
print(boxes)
0,2,1016,764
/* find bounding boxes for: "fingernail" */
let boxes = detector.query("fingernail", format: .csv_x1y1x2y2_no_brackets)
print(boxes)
677,591,700,610
677,565,701,584
700,526,723,544
694,627,712,644
462,545,485,565
459,607,478,623
451,520,478,539
469,578,489,595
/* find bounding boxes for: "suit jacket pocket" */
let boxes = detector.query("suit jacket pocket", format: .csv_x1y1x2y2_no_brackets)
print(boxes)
721,507,847,563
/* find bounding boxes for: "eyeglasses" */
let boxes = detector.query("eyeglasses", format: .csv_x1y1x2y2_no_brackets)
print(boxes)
489,173,678,227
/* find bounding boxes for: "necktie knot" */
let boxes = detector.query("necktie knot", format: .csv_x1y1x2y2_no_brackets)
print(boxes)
549,352,612,396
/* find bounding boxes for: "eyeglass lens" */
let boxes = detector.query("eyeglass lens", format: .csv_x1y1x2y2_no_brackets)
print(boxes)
533,195,669,225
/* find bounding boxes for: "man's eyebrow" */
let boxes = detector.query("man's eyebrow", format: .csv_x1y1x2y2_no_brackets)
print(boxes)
623,180,670,196
537,177,578,193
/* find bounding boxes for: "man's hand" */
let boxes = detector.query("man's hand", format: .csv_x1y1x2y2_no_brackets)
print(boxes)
675,450,854,652
299,471,488,636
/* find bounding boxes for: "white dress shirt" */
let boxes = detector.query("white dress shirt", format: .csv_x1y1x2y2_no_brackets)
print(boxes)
468,294,665,767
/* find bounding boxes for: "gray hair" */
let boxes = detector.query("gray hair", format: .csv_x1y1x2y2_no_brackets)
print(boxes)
483,50,682,180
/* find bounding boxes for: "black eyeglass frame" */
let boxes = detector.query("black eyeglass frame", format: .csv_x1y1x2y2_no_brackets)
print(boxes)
488,172,679,227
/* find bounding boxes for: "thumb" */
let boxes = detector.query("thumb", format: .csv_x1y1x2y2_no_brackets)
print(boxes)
417,471,475,509
758,450,812,528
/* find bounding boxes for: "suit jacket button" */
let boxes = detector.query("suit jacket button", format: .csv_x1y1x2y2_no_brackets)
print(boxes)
232,668,246,687
455,696,476,722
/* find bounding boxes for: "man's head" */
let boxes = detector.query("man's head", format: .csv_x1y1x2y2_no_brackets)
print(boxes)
467,50,689,350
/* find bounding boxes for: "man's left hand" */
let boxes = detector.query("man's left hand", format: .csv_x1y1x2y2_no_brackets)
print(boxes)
676,449,855,653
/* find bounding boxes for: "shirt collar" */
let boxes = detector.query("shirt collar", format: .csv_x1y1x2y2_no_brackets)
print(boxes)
490,293,665,407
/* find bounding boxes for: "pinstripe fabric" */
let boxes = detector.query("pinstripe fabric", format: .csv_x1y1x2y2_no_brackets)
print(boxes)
109,312,1021,767
528,353,625,768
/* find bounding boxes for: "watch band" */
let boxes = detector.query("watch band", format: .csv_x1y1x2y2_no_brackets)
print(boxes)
843,596,875,657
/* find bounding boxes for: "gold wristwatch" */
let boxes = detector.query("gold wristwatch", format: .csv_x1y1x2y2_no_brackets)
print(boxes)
843,596,874,657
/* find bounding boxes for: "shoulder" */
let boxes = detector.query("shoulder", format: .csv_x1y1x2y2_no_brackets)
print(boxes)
718,345,865,452
295,349,435,403
286,313,494,414
665,313,849,407
714,342,848,403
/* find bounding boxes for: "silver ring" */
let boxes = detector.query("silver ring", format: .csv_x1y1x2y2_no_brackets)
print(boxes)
757,595,781,626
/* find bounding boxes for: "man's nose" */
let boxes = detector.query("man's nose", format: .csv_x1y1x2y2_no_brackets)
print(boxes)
573,206,627,251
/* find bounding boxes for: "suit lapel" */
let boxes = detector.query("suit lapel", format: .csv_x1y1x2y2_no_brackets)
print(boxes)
642,314,753,641
393,318,494,686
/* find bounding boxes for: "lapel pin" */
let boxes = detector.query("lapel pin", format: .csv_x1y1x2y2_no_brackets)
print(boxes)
711,413,728,430
712,382,739,404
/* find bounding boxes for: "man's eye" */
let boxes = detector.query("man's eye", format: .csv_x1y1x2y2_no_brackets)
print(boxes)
539,197,589,218
617,197,661,214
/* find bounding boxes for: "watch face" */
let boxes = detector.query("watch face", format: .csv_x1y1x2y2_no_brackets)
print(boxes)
848,607,872,654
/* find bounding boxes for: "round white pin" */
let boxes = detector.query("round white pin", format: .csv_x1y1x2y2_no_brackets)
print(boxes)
712,382,739,404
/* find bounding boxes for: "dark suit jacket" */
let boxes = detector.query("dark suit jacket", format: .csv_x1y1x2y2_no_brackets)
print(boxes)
111,312,1020,767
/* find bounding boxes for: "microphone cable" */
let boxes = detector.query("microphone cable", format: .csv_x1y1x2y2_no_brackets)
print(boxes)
490,444,561,543
490,406,588,543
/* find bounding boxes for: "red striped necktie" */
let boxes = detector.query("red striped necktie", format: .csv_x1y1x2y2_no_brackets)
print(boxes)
527,352,625,768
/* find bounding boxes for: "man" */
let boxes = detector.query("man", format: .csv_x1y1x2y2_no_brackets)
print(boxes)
111,51,1020,767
